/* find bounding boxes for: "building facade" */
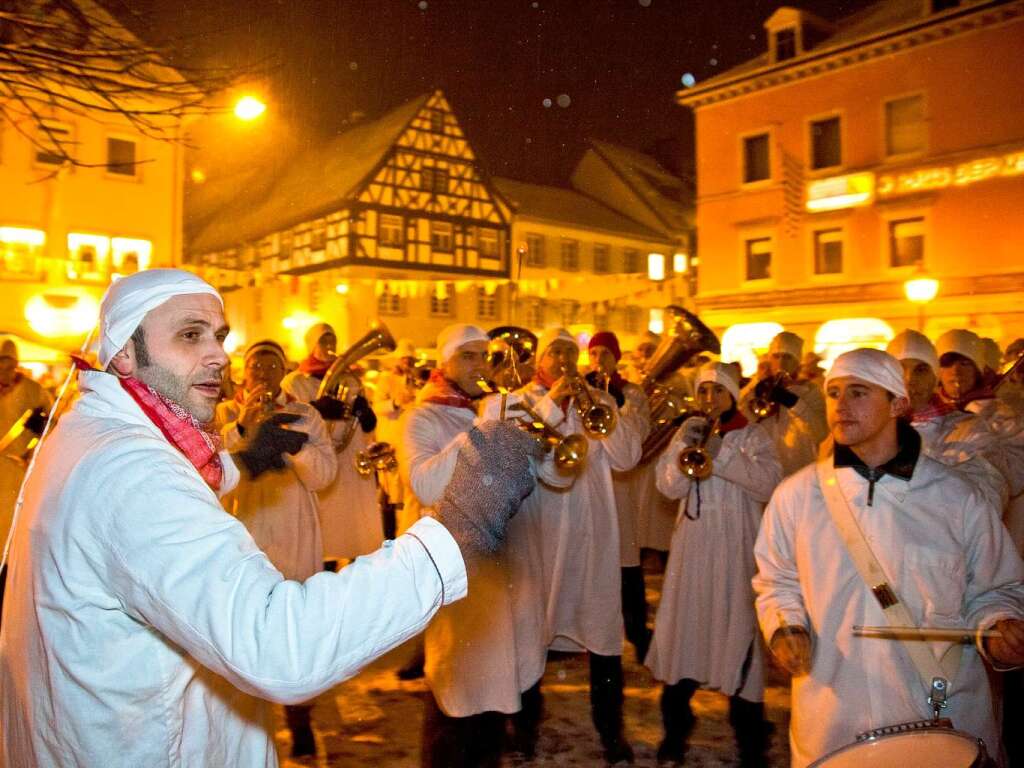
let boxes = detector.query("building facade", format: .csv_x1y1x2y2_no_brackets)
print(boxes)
678,0,1024,370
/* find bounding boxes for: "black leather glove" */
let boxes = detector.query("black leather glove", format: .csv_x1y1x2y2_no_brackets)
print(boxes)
232,412,308,480
768,382,799,409
584,371,625,407
352,395,377,433
309,396,348,421
24,407,48,437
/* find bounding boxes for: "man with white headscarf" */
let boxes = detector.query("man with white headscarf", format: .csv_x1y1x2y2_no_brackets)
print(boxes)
281,322,383,565
492,326,642,763
399,323,566,767
0,269,537,767
740,330,828,477
753,348,1024,767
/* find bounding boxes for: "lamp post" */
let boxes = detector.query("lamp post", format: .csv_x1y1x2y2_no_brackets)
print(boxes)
903,272,939,332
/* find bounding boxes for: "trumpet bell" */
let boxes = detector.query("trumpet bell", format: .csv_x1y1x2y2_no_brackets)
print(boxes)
581,405,617,437
678,446,713,480
354,441,397,477
554,433,589,471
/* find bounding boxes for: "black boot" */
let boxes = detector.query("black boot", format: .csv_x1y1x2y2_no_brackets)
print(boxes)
397,642,426,680
621,565,652,662
657,679,697,764
508,681,543,759
729,696,771,768
284,704,316,758
590,653,634,765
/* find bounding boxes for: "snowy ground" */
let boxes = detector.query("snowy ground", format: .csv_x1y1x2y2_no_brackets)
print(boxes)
276,566,793,767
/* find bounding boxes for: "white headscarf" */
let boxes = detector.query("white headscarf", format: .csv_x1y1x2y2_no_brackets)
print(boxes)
886,329,939,373
825,348,907,400
769,331,803,360
935,329,984,371
303,322,335,354
436,323,488,363
537,327,578,358
98,269,221,368
695,361,740,402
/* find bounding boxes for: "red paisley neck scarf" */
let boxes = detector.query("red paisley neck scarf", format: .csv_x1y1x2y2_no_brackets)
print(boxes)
718,409,748,435
419,369,477,412
298,354,331,379
912,392,958,423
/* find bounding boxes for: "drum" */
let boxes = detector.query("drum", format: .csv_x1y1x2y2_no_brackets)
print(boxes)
810,719,989,767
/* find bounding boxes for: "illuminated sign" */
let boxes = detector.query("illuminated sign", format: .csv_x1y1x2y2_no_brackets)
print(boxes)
878,150,1024,198
806,172,875,212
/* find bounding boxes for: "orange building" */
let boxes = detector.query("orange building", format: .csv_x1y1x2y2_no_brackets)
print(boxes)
677,0,1024,370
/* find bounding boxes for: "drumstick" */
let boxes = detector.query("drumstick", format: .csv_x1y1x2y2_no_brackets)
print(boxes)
853,625,1003,640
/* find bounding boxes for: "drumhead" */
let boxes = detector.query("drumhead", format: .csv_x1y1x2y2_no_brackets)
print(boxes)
812,729,981,767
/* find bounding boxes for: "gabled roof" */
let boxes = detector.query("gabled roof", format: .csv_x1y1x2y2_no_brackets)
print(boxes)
187,92,431,254
492,177,668,242
584,139,693,233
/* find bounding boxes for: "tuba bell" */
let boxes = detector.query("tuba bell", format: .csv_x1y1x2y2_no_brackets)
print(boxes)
317,323,397,452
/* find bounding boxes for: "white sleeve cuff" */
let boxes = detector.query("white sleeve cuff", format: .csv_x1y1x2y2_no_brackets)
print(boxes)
404,516,468,605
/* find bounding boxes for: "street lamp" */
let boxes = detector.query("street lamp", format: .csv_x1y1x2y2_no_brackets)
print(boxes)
233,95,267,121
903,272,939,332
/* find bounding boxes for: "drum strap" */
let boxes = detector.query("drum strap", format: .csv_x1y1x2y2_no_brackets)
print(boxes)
815,461,962,717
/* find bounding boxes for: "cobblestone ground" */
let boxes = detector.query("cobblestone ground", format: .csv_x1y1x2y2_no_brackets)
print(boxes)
276,567,793,767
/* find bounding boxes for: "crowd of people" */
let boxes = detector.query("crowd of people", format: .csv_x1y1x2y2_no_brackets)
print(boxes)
0,268,1023,768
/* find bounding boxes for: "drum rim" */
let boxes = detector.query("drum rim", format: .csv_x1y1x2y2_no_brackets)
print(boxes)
808,725,985,767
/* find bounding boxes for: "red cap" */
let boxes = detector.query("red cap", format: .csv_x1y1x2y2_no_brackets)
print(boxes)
589,331,621,362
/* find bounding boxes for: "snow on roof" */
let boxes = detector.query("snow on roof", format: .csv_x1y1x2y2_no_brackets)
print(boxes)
585,139,693,232
188,93,431,255
492,177,668,242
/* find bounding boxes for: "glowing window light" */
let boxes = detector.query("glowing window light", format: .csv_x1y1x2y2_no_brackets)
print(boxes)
67,233,110,259
904,277,939,304
190,168,207,184
234,96,266,121
805,172,874,212
721,322,784,376
673,252,688,274
223,330,243,355
648,307,665,335
814,318,895,370
282,316,301,330
335,282,350,295
647,252,666,281
0,227,46,247
111,237,152,272
25,292,100,337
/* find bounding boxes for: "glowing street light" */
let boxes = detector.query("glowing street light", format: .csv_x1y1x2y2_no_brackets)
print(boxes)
233,95,267,121
904,272,940,332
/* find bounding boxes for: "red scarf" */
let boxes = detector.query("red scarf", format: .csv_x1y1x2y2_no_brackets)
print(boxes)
937,386,994,413
119,376,224,491
911,393,958,423
718,409,748,434
419,369,477,412
298,354,331,378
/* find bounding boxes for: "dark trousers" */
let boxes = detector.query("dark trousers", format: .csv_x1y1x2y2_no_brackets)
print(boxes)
620,565,651,661
1006,669,1023,766
508,680,543,757
589,652,628,749
421,692,505,768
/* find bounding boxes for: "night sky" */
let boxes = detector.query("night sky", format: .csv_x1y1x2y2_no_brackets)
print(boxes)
120,0,876,186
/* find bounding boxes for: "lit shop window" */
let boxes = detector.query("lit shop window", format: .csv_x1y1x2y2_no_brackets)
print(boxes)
814,318,894,370
721,322,784,376
477,228,499,258
111,237,152,274
379,215,404,247
0,226,45,276
66,233,110,281
744,237,772,281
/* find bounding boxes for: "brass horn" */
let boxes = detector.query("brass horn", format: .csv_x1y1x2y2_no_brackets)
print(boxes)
677,413,720,481
317,323,397,452
506,400,589,473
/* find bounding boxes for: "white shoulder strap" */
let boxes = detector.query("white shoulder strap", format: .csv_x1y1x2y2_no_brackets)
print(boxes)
814,460,962,716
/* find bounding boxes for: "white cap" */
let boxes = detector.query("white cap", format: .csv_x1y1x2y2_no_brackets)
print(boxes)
696,361,740,403
304,322,335,353
935,329,984,371
98,269,221,368
826,348,908,400
537,327,578,358
978,338,1002,372
436,323,488,363
769,331,803,360
395,338,417,358
886,329,939,374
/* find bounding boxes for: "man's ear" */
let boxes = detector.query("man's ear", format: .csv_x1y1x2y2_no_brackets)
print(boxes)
890,395,910,418
108,342,135,378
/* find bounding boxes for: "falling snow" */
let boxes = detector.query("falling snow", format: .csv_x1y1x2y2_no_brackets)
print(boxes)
556,94,571,108
681,72,696,87
542,98,552,108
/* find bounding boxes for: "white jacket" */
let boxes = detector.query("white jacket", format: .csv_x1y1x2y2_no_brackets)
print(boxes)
0,371,466,767
753,450,1024,766
741,379,828,478
610,380,652,567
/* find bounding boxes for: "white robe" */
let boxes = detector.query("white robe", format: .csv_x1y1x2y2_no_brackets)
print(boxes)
281,370,383,560
646,419,780,701
0,375,52,545
611,380,651,567
512,381,642,656
217,396,336,580
399,398,561,717
0,370,466,768
753,453,1024,767
741,378,828,478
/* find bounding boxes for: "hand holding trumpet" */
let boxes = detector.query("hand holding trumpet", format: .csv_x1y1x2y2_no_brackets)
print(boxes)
238,388,276,434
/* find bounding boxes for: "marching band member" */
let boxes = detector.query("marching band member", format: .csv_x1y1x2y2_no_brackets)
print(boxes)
624,330,661,386
1000,338,1024,415
587,330,653,661
281,322,384,565
753,348,1024,767
740,331,828,477
512,327,642,764
216,339,338,759
647,362,781,767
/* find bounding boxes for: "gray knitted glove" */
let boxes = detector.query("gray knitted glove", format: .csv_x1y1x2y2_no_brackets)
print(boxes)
434,420,543,556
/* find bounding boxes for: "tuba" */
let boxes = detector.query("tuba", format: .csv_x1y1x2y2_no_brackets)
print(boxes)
317,323,397,452
639,307,721,464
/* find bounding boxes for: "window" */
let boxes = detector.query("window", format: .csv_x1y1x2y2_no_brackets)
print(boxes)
623,248,640,273
379,215,404,247
525,234,546,267
885,95,925,157
66,233,109,281
526,300,545,329
378,285,406,315
810,117,841,170
560,300,580,326
931,0,960,11
36,120,73,166
429,109,444,133
593,243,609,273
775,28,797,61
889,217,925,268
430,283,455,317
560,239,579,271
477,289,498,320
745,237,772,280
743,133,770,183
624,306,642,334
111,237,152,273
431,221,453,252
310,225,326,250
106,137,137,176
813,229,843,274
477,228,499,258
0,227,45,276
421,166,449,194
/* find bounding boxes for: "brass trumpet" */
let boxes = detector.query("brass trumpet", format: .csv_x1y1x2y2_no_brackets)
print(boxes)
562,363,617,438
507,400,588,472
750,373,788,421
677,414,720,480
355,441,398,477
